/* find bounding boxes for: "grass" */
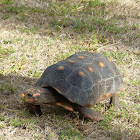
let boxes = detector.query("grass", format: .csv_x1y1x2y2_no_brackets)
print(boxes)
59,127,84,140
104,51,133,64
57,44,88,60
0,0,140,139
130,79,140,86
0,45,16,58
0,115,5,121
0,83,16,94
0,113,36,128
18,27,39,35
2,0,139,42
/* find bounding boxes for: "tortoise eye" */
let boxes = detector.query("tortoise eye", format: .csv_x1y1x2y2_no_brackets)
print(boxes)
27,93,32,97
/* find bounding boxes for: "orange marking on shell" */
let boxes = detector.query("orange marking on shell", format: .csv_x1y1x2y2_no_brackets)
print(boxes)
99,62,105,67
58,66,65,70
108,58,112,62
68,60,75,63
78,56,84,59
32,93,40,97
78,71,85,76
88,67,94,72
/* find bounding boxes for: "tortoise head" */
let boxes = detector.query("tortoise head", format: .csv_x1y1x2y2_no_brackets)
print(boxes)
21,87,45,105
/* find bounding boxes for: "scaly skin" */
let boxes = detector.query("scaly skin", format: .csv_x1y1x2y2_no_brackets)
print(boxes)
75,106,105,121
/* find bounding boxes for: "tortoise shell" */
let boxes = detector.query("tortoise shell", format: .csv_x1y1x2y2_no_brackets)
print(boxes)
35,51,123,106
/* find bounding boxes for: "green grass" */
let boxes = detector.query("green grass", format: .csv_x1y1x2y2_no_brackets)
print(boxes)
46,0,130,38
119,92,126,98
29,70,41,78
0,115,5,121
2,0,140,46
9,118,23,127
22,110,34,117
0,83,16,94
104,51,132,64
57,44,89,60
18,27,39,35
136,30,140,38
0,46,16,58
120,100,126,106
130,79,140,86
0,0,16,5
2,4,45,21
59,125,84,140
0,112,37,128
4,4,45,15
0,135,4,140
108,129,122,139
49,113,84,139
2,13,11,20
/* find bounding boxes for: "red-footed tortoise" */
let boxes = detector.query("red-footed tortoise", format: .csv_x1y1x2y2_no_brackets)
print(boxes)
21,51,123,121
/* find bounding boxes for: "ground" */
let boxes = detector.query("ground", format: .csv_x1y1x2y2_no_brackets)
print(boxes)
0,0,140,140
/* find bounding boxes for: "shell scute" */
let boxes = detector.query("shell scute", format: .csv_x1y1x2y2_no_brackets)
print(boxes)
50,64,73,82
51,79,71,94
67,68,93,90
66,86,81,104
105,78,114,93
92,58,114,79
82,64,101,85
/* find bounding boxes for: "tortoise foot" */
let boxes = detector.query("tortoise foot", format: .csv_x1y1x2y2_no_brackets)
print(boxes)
25,103,42,116
77,106,105,121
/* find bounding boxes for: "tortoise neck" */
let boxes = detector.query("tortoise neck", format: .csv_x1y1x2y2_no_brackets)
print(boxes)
36,87,58,104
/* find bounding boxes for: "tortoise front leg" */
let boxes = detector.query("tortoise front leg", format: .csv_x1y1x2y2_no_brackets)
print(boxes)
25,103,42,116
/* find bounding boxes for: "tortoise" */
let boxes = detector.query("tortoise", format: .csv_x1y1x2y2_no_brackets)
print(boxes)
21,51,123,121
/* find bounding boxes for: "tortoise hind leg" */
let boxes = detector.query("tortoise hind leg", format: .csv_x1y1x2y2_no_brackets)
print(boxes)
75,106,105,121
110,93,119,109
54,102,105,121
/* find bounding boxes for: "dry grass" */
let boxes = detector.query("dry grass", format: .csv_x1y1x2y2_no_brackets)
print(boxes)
0,0,140,140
